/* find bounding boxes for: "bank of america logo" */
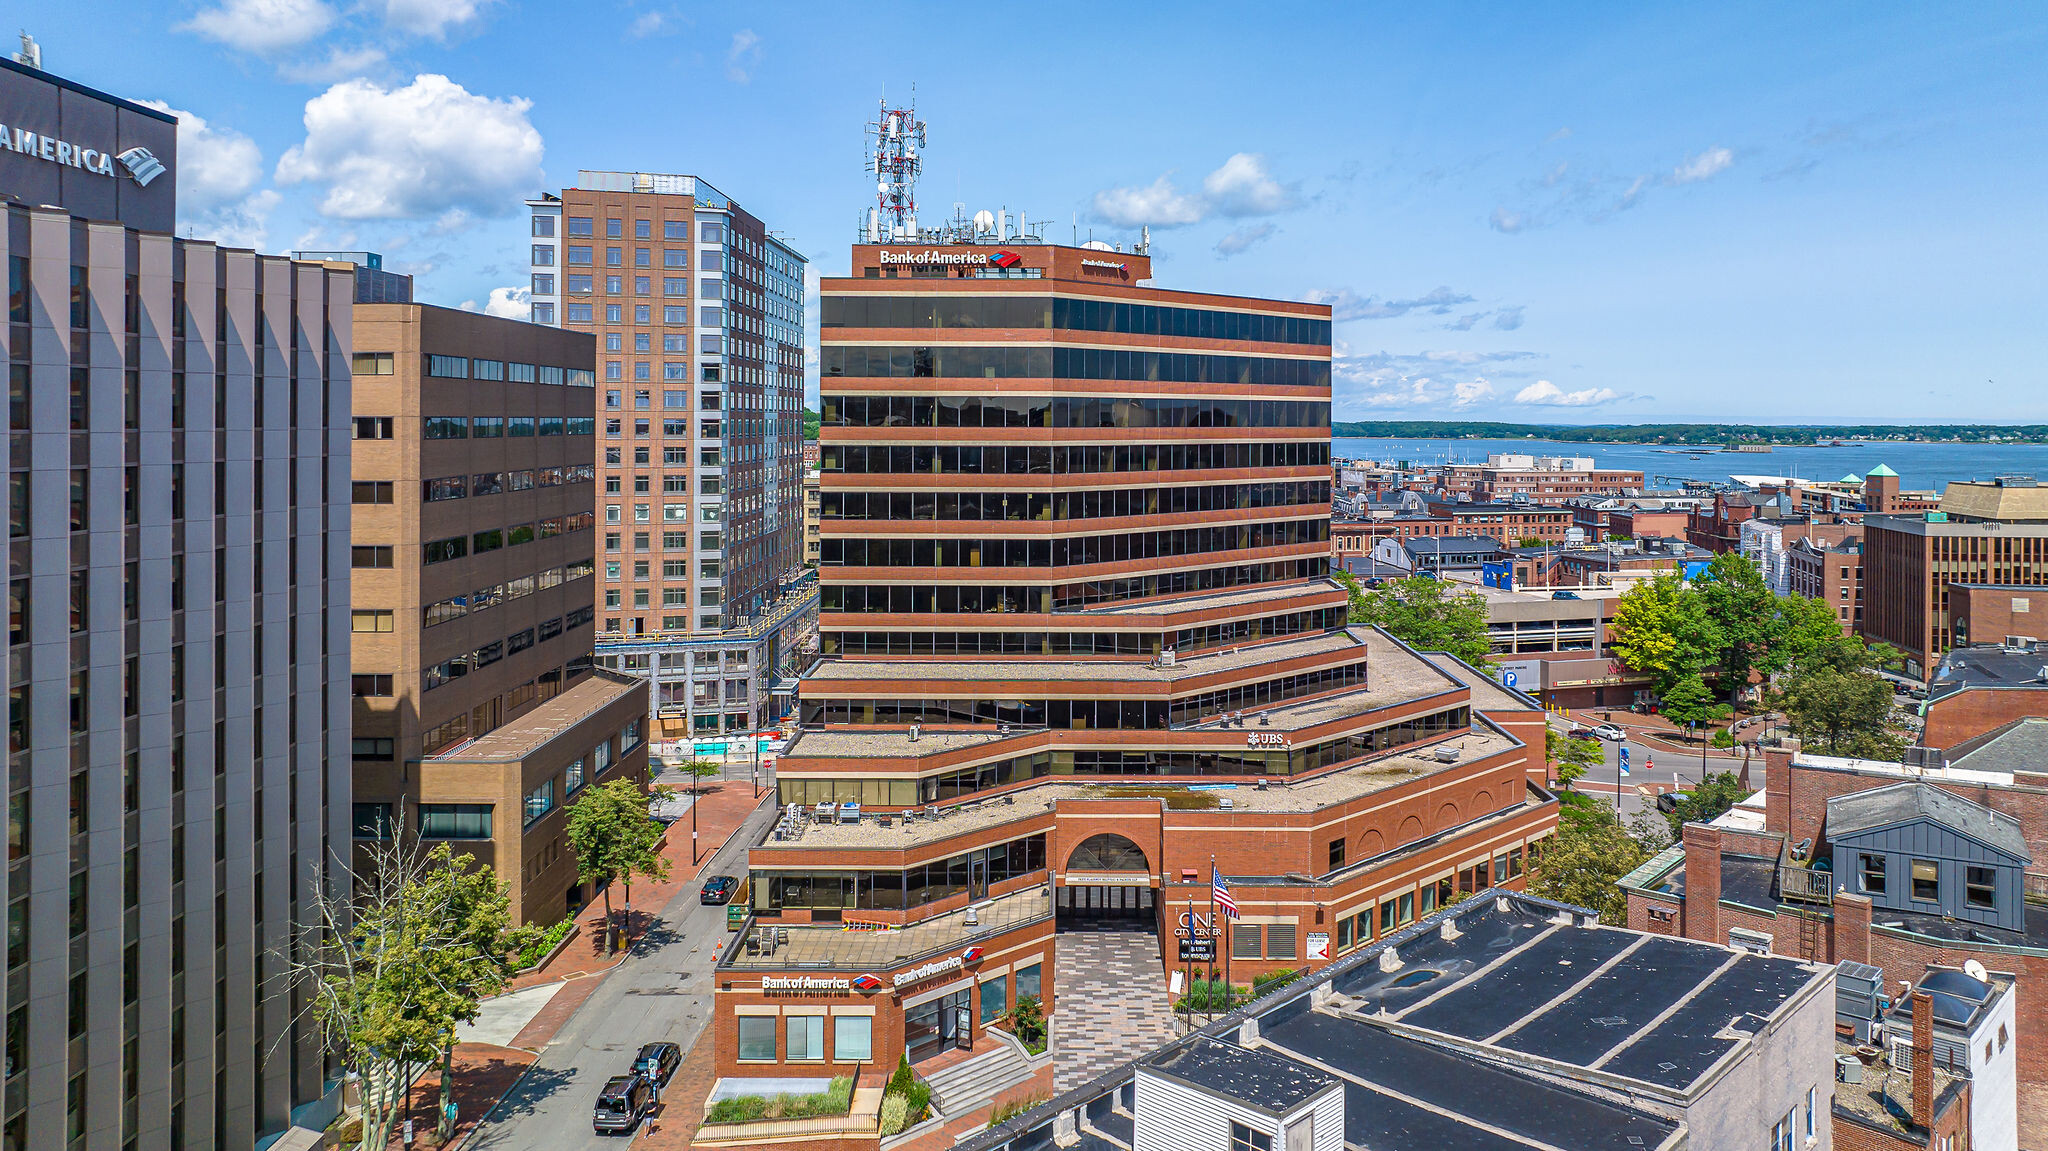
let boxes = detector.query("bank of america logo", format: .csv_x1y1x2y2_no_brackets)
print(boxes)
116,147,165,187
990,250,1021,268
851,974,885,992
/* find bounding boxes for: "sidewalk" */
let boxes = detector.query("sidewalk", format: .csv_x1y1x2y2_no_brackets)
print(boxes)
407,780,769,1150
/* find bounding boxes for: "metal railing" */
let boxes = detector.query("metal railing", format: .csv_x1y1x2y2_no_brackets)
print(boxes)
1779,864,1835,906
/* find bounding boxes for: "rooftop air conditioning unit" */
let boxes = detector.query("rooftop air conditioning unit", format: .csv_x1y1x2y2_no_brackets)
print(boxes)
1433,745,1462,764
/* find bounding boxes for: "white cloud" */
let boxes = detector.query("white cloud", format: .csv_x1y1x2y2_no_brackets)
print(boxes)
461,286,530,319
136,100,278,248
1215,223,1276,256
1091,174,1206,228
136,100,263,213
1306,286,1474,321
182,0,336,54
1202,153,1298,217
727,29,762,82
276,75,544,221
1514,380,1620,407
1671,145,1734,184
380,0,494,39
1092,153,1298,229
1489,206,1525,234
1492,305,1525,331
630,11,672,37
1451,379,1496,408
277,44,389,84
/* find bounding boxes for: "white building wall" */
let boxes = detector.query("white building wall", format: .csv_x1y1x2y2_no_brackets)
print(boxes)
1133,1069,1340,1151
1968,988,2019,1151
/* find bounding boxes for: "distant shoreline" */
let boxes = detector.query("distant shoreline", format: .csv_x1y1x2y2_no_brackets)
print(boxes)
1331,421,2048,445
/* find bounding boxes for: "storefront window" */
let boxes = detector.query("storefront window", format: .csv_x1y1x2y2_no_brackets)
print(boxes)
833,1016,872,1062
1015,963,1042,1003
786,1015,824,1061
736,1016,775,1061
979,974,1008,1023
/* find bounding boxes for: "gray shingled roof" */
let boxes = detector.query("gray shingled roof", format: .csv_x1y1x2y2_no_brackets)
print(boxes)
1826,782,2032,862
1948,717,2048,775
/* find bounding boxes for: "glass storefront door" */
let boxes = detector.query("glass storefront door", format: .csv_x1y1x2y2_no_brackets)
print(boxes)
904,987,973,1064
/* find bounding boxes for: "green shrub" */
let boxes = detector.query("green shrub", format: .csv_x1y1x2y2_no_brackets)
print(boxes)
887,1054,915,1096
702,1077,853,1124
1251,967,1301,996
1173,977,1238,1013
988,1093,1050,1128
506,918,575,969
878,1094,910,1136
1008,995,1047,1053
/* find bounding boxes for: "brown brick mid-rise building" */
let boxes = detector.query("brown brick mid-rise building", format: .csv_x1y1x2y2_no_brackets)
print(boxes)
526,174,813,737
1423,499,1577,545
345,298,648,923
1786,535,1863,634
1862,478,2048,678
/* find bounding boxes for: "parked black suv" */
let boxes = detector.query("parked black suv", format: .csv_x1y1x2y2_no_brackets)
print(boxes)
633,1041,682,1087
592,1074,651,1135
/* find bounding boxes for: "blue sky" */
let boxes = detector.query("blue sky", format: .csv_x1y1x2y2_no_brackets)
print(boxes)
25,2,2047,423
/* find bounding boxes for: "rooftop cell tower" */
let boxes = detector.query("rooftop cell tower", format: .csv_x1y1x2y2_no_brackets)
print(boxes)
864,95,925,242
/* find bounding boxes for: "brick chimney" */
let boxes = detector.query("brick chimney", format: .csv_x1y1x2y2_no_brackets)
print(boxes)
1911,988,1935,1130
1762,740,1797,836
1831,891,1872,966
1681,822,1723,946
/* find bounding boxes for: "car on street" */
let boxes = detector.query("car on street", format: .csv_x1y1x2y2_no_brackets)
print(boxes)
633,1042,682,1086
1551,590,1581,600
592,1074,652,1135
1567,726,1598,740
1586,723,1627,741
700,874,739,904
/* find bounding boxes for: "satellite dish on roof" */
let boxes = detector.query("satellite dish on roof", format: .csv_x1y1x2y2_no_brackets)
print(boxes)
1964,959,1990,982
1081,239,1114,251
972,210,995,234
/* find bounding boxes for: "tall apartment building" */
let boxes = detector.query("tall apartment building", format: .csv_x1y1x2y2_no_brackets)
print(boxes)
703,234,1557,1110
1863,477,2048,678
340,294,648,925
1,58,351,1150
525,175,813,736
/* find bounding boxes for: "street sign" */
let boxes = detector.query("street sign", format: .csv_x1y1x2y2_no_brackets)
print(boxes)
1502,670,1518,689
1618,746,1631,777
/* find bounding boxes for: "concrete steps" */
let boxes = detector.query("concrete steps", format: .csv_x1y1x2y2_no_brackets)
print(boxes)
922,1041,1032,1115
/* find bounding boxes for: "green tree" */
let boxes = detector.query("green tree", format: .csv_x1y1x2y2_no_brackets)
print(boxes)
1527,813,1647,925
292,841,517,1151
1662,771,1751,839
1546,728,1603,791
1607,574,1718,696
679,758,724,794
1350,576,1492,667
566,777,673,952
1331,569,1370,622
1691,553,1786,702
1659,672,1731,739
803,407,821,439
1772,665,1905,759
1778,592,1863,674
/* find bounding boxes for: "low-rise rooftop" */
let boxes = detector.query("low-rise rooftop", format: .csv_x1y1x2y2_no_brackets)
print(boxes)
426,670,643,762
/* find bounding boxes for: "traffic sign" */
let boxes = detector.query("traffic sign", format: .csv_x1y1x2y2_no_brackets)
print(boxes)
1502,670,1518,689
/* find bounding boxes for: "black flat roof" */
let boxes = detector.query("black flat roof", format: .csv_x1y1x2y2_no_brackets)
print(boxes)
1140,1037,1333,1117
0,57,177,121
1264,1009,1680,1150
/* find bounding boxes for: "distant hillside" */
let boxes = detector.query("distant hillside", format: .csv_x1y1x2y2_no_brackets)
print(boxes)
1331,421,2048,445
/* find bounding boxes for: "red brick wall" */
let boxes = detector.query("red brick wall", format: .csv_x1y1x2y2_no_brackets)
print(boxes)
1922,684,2048,750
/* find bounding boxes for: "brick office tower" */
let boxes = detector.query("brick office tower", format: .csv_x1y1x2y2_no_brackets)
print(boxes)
342,294,649,925
525,176,812,737
0,59,352,1150
700,234,1558,1123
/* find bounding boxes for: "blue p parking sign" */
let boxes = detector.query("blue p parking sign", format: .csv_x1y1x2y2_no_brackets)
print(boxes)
1502,670,1518,689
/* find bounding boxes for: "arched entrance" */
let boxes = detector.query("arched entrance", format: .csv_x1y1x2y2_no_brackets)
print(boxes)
1057,833,1156,927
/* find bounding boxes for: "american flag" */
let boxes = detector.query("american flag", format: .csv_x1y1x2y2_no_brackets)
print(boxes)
1212,867,1240,920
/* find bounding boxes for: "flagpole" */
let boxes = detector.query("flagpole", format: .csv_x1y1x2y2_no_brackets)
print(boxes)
1214,856,1230,1010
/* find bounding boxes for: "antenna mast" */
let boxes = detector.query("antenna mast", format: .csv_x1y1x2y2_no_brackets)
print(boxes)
864,95,926,241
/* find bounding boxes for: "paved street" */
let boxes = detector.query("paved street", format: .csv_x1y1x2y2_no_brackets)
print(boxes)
464,770,778,1151
1550,713,1759,818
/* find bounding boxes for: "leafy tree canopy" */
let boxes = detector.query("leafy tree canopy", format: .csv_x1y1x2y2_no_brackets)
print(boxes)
1348,576,1493,668
1528,809,1647,925
1771,665,1905,760
1661,771,1751,838
1607,574,1718,696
